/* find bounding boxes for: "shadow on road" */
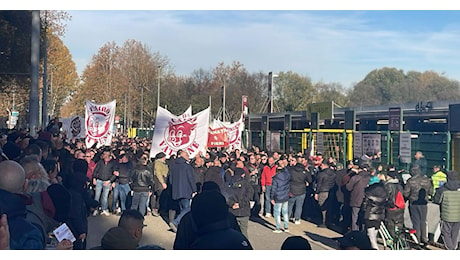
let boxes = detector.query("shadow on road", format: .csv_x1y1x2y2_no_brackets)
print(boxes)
304,231,339,249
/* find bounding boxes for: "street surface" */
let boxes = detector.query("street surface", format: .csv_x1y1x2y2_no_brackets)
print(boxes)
86,212,442,250
87,212,338,250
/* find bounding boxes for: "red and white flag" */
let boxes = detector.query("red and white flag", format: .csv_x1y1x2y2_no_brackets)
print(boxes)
85,99,116,149
150,106,210,159
61,115,85,143
213,113,245,151
207,126,229,148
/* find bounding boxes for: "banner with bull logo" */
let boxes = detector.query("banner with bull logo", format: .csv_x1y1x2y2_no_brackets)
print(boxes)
85,99,116,149
212,113,245,151
60,115,85,143
150,106,210,159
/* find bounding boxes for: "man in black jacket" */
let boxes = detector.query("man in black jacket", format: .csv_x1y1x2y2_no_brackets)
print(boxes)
287,155,312,225
111,152,134,215
384,169,405,239
314,160,336,228
404,164,432,248
92,149,118,216
130,155,155,217
225,158,253,239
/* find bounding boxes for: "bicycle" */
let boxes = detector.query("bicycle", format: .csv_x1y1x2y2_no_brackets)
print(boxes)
378,222,413,250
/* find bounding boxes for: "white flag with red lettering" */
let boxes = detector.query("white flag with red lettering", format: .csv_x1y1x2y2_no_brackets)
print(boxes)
85,99,116,149
150,106,210,159
213,114,245,151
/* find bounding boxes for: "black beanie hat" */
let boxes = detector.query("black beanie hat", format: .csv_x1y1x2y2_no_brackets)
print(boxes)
191,191,228,228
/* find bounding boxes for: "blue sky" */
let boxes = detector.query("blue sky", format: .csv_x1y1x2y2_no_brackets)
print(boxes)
10,1,460,89
58,9,460,89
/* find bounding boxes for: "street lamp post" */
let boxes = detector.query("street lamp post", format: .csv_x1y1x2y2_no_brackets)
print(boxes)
157,66,161,108
268,72,279,113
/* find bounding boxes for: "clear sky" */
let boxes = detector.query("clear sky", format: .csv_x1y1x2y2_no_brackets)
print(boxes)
9,1,460,89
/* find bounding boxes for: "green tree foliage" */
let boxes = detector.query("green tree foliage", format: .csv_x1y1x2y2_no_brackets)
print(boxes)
46,33,79,118
274,71,315,112
348,67,460,106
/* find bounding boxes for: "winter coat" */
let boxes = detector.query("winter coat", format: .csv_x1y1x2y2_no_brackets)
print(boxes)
431,170,447,195
362,182,388,221
335,168,349,204
0,189,45,249
116,161,134,185
433,175,460,222
261,164,277,187
346,170,371,207
224,168,253,217
246,162,262,193
92,159,117,181
384,178,404,210
193,165,206,193
130,163,155,193
315,167,336,193
190,219,253,250
403,173,432,205
288,163,312,196
169,157,197,200
270,167,291,203
203,166,225,192
153,159,169,192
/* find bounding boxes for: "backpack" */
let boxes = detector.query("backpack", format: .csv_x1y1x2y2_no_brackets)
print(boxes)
394,191,405,209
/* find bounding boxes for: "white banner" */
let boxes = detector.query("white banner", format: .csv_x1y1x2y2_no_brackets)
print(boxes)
212,114,245,151
85,99,116,149
150,106,210,159
61,115,85,143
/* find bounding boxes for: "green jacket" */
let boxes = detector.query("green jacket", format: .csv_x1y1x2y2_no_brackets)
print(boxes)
433,179,460,222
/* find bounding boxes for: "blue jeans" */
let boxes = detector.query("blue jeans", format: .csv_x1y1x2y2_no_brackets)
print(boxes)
288,194,306,221
173,198,191,226
94,179,111,211
112,183,131,211
264,185,272,215
131,191,149,216
274,201,289,229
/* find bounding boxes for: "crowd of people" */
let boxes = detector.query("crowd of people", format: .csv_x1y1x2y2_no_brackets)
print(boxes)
1,120,459,250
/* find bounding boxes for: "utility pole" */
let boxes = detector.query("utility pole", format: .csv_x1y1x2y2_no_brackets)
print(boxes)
42,10,48,130
30,10,40,136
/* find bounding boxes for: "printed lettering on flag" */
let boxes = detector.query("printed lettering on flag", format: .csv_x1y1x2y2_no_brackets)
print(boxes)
150,106,210,159
85,99,116,149
213,114,245,151
207,126,229,148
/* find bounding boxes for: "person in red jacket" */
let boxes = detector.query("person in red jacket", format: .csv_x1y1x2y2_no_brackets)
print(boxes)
261,156,277,217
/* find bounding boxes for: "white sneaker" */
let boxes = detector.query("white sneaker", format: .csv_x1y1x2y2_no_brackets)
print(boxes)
101,210,110,216
265,213,272,218
284,229,290,233
273,229,282,233
92,210,99,216
295,220,301,225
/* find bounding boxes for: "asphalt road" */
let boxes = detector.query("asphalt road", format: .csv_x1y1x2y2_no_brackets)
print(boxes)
86,212,340,250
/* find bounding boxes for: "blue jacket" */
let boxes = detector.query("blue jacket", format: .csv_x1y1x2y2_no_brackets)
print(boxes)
170,157,197,200
270,167,291,203
0,189,45,249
